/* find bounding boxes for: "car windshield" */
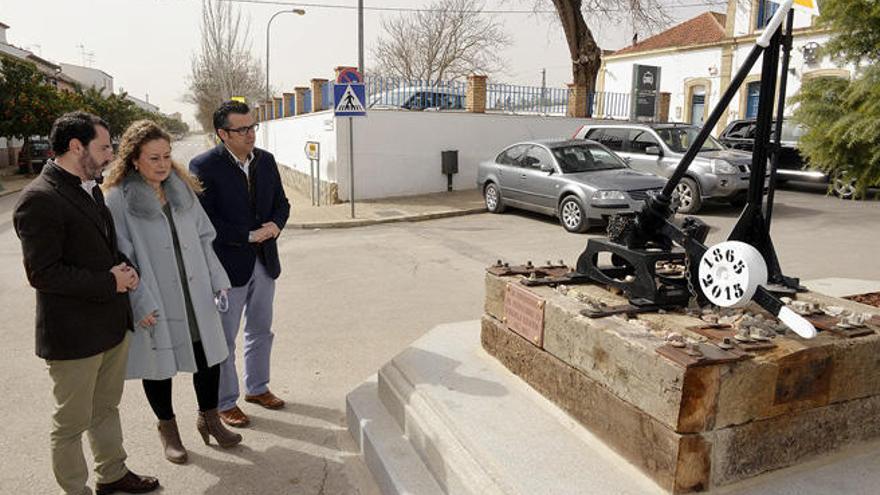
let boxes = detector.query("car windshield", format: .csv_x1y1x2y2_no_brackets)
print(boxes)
551,144,627,173
779,121,805,142
655,127,724,153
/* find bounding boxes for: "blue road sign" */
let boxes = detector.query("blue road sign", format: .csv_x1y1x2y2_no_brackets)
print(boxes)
334,83,367,117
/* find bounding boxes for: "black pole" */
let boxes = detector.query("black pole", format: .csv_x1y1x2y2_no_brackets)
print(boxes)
658,46,764,202
765,9,795,228
626,43,766,248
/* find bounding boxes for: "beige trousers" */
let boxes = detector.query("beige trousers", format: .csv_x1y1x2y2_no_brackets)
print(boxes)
47,333,130,495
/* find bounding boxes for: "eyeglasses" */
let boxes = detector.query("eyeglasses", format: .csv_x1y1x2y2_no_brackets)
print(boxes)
224,123,259,135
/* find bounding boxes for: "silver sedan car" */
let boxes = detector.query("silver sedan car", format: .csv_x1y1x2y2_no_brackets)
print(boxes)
477,139,667,232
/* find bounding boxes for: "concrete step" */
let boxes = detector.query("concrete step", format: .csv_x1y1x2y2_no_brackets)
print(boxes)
374,320,665,495
349,320,880,495
347,376,444,495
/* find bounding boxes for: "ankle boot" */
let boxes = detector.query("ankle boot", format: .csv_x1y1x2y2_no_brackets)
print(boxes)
157,418,188,464
197,409,243,448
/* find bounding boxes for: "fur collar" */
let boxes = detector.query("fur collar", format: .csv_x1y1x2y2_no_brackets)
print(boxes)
122,171,195,219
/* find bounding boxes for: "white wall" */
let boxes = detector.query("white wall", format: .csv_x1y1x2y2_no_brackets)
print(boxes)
602,47,723,123
257,110,338,183
336,111,596,200
602,31,853,127
257,110,594,201
729,31,854,120
732,0,816,36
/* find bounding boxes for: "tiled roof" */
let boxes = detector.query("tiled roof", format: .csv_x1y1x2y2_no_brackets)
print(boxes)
613,11,727,56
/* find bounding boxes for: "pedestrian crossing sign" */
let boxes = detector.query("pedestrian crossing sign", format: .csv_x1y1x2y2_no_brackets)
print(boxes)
334,83,367,117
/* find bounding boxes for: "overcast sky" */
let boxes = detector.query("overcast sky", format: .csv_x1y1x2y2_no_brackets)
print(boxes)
0,0,722,129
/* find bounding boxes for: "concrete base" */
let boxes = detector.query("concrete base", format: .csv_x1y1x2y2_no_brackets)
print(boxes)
346,321,880,494
802,278,880,298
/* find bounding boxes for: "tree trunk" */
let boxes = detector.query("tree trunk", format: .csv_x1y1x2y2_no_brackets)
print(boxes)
552,0,602,92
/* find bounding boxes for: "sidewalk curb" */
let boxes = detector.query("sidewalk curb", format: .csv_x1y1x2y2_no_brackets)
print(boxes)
288,206,487,229
0,184,26,198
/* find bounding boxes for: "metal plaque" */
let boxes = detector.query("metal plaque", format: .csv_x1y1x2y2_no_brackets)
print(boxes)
504,282,545,347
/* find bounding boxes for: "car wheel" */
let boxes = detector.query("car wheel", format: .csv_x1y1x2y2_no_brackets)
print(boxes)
559,196,589,233
484,182,506,213
832,175,857,200
673,177,703,214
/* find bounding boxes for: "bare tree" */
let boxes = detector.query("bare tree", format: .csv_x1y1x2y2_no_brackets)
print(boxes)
185,0,264,131
548,0,671,93
371,0,512,82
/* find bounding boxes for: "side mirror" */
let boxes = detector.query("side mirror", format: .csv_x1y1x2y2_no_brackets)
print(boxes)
623,157,632,165
540,163,554,173
645,145,663,156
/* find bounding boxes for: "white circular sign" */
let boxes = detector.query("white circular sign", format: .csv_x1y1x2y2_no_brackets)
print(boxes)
698,241,768,308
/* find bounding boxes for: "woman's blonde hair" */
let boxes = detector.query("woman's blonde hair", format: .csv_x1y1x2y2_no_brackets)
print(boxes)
103,119,203,193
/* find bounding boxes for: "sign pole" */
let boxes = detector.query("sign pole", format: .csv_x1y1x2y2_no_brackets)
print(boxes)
309,159,315,206
349,116,355,218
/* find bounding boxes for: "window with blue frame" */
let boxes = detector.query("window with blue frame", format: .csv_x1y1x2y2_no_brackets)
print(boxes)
745,82,761,119
755,0,779,29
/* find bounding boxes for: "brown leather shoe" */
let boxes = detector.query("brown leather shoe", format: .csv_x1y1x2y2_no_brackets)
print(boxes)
218,405,251,427
95,471,159,495
244,390,285,410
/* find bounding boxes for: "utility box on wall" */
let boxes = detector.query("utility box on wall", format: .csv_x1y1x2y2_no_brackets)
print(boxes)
442,150,459,191
441,150,459,175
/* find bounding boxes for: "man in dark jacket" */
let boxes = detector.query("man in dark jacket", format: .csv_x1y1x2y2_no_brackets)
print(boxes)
14,112,159,495
190,101,290,427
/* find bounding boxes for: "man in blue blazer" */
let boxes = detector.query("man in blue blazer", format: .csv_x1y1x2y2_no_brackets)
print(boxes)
189,101,290,427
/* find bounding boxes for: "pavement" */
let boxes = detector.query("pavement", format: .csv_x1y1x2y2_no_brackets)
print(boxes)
285,188,486,229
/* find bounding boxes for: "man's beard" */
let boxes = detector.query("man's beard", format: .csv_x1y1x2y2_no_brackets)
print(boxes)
80,149,108,182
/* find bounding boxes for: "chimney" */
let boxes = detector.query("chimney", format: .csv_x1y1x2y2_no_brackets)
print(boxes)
632,32,638,46
0,22,10,45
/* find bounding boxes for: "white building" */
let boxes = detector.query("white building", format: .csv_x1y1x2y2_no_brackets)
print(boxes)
122,91,160,114
59,62,113,94
598,0,856,134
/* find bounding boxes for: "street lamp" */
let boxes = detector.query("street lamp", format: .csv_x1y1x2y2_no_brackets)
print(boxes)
266,8,306,103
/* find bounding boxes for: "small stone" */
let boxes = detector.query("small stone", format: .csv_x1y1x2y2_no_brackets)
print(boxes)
718,337,735,350
824,306,846,317
780,296,793,305
701,314,720,324
658,309,667,314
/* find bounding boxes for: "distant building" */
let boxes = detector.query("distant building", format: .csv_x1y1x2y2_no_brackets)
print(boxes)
60,63,113,94
0,21,77,92
0,20,78,168
122,91,160,114
597,0,855,133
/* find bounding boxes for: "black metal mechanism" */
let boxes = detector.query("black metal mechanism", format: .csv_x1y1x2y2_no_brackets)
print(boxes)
577,1,799,311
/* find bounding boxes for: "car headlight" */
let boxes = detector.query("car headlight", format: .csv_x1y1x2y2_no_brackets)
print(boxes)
593,190,627,201
711,159,738,175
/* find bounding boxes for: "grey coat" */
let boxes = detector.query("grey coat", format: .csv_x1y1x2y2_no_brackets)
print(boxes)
106,171,231,380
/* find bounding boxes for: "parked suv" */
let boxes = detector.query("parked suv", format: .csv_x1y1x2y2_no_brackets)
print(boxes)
573,122,753,213
718,118,861,199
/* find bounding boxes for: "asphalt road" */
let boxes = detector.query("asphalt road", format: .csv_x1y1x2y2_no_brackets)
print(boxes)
1,138,879,494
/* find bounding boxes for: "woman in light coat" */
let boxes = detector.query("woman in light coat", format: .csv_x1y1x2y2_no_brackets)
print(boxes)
104,120,242,464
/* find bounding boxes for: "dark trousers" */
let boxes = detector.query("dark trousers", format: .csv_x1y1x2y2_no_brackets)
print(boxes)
142,340,220,420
